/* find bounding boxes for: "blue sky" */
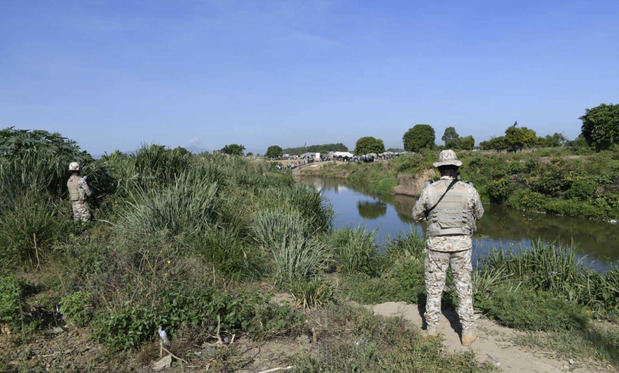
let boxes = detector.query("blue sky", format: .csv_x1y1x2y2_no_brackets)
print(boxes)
1,0,618,154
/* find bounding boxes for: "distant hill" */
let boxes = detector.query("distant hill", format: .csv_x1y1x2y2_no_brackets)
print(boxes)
186,145,209,154
282,143,348,155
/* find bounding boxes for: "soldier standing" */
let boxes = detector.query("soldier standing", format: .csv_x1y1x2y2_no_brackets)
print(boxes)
412,150,484,346
67,162,92,223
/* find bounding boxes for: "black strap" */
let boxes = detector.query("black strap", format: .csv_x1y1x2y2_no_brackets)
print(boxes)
425,178,458,217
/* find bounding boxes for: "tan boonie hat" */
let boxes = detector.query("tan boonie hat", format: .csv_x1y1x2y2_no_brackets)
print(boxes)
68,162,80,171
433,149,462,168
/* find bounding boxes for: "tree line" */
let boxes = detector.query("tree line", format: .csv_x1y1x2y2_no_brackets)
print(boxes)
218,103,617,157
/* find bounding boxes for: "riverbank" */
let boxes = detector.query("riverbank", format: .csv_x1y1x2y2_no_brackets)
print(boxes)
295,149,619,221
1,130,617,371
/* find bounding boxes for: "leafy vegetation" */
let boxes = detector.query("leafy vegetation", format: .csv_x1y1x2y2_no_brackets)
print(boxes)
580,103,619,151
220,143,245,155
354,136,385,155
403,124,435,151
265,144,283,158
282,142,349,155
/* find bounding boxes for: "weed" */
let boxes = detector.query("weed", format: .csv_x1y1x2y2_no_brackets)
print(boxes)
0,272,26,328
59,291,93,327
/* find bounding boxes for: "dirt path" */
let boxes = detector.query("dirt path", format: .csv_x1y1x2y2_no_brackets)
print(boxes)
368,301,599,373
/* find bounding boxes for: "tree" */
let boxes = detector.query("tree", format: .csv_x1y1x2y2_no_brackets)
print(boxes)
479,136,508,151
403,124,435,152
504,126,537,151
580,103,619,151
537,133,567,147
282,143,348,155
459,135,475,150
441,126,460,148
220,144,245,156
354,136,385,155
265,145,283,159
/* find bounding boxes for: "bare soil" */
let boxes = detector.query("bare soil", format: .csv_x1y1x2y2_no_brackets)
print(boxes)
368,301,612,373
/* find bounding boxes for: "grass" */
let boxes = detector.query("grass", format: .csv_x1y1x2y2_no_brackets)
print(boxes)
513,322,619,367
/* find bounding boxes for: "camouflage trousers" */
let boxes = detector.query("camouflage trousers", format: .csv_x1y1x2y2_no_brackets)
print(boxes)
71,201,91,223
424,242,474,331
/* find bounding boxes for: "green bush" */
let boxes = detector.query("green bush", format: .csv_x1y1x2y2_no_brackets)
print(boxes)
476,285,589,331
119,172,219,236
330,227,378,274
59,291,93,327
566,179,599,201
508,189,546,211
488,178,512,203
252,210,329,282
0,272,26,327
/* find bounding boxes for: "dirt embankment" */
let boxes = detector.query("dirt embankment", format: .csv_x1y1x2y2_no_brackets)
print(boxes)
393,168,438,197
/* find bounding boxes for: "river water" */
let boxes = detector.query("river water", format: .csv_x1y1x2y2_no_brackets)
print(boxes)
299,177,618,272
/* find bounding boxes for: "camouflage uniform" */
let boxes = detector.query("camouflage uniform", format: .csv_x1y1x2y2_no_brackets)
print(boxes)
67,174,92,222
412,175,484,332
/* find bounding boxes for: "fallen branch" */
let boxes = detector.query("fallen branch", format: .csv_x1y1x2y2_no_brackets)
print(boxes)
258,366,294,373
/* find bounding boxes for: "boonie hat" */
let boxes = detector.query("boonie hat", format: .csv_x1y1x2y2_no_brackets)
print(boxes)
68,162,80,171
433,150,462,168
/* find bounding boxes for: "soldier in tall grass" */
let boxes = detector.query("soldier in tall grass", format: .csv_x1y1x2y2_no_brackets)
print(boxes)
67,162,92,222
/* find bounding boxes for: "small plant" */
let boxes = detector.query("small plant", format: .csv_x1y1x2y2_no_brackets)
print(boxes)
59,291,93,327
0,272,25,328
289,277,335,308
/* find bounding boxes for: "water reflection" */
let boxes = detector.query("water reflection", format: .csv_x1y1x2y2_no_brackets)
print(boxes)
300,177,618,271
357,200,387,219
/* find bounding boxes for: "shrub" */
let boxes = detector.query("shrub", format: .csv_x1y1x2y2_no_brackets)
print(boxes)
566,179,599,201
119,172,219,236
330,227,378,274
59,291,93,327
508,189,546,211
252,210,329,281
133,144,192,186
488,178,512,203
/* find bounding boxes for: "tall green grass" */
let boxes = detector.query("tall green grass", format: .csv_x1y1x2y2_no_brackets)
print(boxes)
330,227,378,274
478,241,619,317
252,210,329,282
118,172,219,236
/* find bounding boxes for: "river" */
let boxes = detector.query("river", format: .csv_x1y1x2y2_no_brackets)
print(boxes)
299,177,618,272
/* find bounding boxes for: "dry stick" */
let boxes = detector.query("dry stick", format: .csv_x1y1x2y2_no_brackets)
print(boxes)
161,346,191,366
216,314,223,344
33,233,41,270
257,366,294,373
